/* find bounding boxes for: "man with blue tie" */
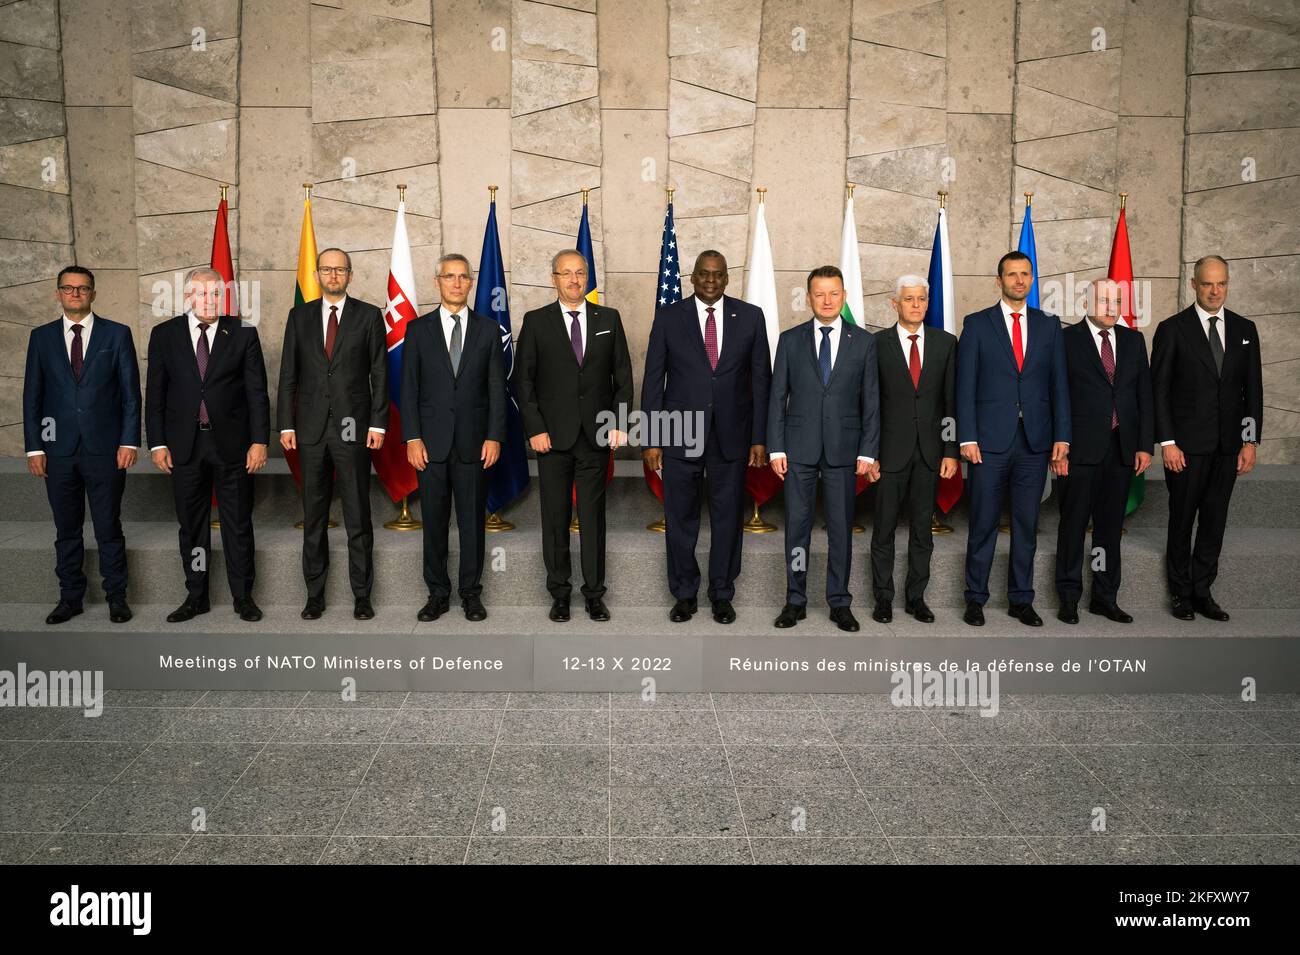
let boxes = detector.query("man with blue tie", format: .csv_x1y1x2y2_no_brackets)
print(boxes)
24,266,141,624
956,251,1070,627
768,266,880,632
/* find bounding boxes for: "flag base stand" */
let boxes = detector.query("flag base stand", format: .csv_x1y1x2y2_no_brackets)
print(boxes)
744,501,777,534
384,496,421,531
485,512,514,533
647,517,666,533
932,514,954,535
294,520,338,529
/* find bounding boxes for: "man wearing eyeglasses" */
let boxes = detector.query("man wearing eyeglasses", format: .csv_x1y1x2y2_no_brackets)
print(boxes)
23,266,141,624
277,247,389,621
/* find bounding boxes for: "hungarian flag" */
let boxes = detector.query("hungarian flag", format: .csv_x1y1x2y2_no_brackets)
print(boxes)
283,189,321,488
373,197,419,502
743,197,783,508
643,197,683,502
1108,198,1144,515
210,192,237,316
839,189,874,495
925,204,964,513
575,196,614,496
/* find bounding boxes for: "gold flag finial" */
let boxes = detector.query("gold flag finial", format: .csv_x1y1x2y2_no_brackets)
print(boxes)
938,190,948,209
397,183,408,202
581,187,591,205
302,182,313,199
488,184,498,202
1118,191,1128,210
1024,190,1033,208
846,182,856,198
756,186,767,205
219,183,229,201
666,186,675,204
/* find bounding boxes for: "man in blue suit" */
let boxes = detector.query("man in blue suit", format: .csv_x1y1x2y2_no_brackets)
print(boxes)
956,251,1071,626
23,266,141,624
642,251,771,625
768,265,880,632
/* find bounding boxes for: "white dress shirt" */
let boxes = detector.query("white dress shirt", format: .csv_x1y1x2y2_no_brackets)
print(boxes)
559,299,587,355
695,296,724,358
1000,298,1027,354
440,304,469,355
896,321,924,367
770,316,874,465
281,295,384,434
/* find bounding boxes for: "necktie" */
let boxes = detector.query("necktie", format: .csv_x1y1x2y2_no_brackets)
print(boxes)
1010,311,1024,371
819,326,832,386
196,323,211,426
1099,328,1118,430
704,306,718,370
568,310,583,365
325,305,338,360
908,333,921,391
70,324,84,381
1207,314,1223,375
449,312,462,375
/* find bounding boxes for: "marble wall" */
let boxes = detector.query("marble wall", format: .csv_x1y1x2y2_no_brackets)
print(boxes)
1,0,1297,461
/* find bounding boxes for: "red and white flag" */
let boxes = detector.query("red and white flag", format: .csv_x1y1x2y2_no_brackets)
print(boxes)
372,198,419,503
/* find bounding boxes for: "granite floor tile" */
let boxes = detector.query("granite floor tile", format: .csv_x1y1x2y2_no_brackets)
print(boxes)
175,835,331,864
29,832,188,864
737,788,883,839
611,838,752,864
159,708,294,743
208,784,355,837
1035,711,1170,744
955,744,1101,792
487,745,608,788
335,785,481,837
403,692,509,709
864,786,1017,837
5,740,146,785
609,787,743,838
1137,710,1270,744
0,708,77,741
506,692,609,710
986,787,1150,837
385,708,501,744
320,836,468,864
609,692,713,711
1026,835,1183,864
1067,744,1216,789
927,709,1055,745
1164,835,1300,864
118,742,260,787
46,707,183,742
1114,786,1278,836
840,744,979,788
725,745,855,788
299,690,408,709
197,691,309,709
749,837,896,864
240,744,377,787
610,745,733,787
66,783,229,835
610,710,721,745
0,784,102,832
272,708,399,744
716,710,834,746
475,787,609,837
362,744,493,789
0,831,55,864
1180,744,1300,786
889,837,1040,864
711,693,817,710
497,709,608,745
467,837,608,865
1234,785,1300,834
822,710,945,745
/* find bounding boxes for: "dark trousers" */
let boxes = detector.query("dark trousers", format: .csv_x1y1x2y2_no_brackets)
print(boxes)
45,446,128,604
418,445,487,601
1165,450,1238,599
1055,428,1131,605
662,428,747,602
965,421,1047,605
171,429,255,601
870,443,938,605
298,420,374,600
783,455,856,608
536,428,607,601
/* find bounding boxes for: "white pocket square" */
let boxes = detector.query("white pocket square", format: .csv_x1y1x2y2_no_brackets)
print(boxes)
1242,339,1250,345
595,329,611,336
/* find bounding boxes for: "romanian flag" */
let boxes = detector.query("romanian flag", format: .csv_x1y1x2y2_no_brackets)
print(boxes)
575,194,614,493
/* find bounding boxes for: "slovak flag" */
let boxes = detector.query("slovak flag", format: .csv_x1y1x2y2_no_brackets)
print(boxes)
373,198,420,502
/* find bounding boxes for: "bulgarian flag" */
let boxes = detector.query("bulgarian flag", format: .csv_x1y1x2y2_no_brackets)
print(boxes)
743,192,783,509
839,187,873,495
283,185,322,486
1108,194,1144,515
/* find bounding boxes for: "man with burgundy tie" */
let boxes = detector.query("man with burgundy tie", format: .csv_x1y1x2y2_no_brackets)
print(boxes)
277,247,388,621
147,268,270,623
1054,279,1154,625
956,251,1071,627
516,249,634,623
23,266,141,624
870,275,958,625
641,251,771,625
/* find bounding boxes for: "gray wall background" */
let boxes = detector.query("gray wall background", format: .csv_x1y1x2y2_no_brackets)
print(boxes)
1,0,1296,460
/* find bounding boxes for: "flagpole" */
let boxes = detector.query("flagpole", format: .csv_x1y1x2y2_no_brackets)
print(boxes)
744,186,778,534
384,183,422,532
929,188,955,536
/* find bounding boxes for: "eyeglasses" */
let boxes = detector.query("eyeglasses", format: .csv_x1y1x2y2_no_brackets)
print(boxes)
57,285,92,294
553,270,588,280
318,267,351,276
438,274,471,282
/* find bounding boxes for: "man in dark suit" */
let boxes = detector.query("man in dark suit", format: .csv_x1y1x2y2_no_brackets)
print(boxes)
956,251,1070,627
870,274,958,625
402,253,505,623
768,265,880,632
1152,254,1263,621
516,249,634,623
1054,279,1154,624
641,251,771,625
147,268,270,622
277,247,388,621
24,266,140,624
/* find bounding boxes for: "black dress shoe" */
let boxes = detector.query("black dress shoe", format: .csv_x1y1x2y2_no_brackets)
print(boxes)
669,598,697,623
301,596,325,620
233,597,263,622
549,599,570,622
872,601,893,624
108,599,132,624
462,595,487,621
905,600,935,623
418,597,449,622
586,598,611,622
354,597,375,620
1057,600,1079,625
1194,596,1230,622
1170,595,1195,620
963,602,985,627
774,603,806,628
1008,602,1043,627
712,599,736,624
1089,600,1133,624
45,600,83,625
167,598,209,623
829,607,860,632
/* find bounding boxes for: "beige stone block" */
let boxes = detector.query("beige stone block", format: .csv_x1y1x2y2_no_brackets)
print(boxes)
670,125,752,182
134,118,238,183
236,0,312,108
598,0,667,110
134,160,236,216
945,113,1011,272
851,41,945,109
511,60,598,116
510,190,602,238
1129,277,1179,332
513,0,596,66
1183,178,1300,263
668,161,749,217
512,98,602,165
509,282,557,317
0,183,71,244
1018,49,1120,113
511,152,599,207
85,269,140,333
599,109,667,274
0,237,71,287
312,116,439,180
235,269,294,363
947,0,1013,113
857,242,936,296
668,81,755,137
849,100,945,157
0,41,61,100
1019,217,1111,280
1263,359,1300,413
510,224,601,288
673,213,748,274
853,0,945,57
133,40,239,104
671,45,759,102
1015,127,1117,192
0,277,57,326
136,209,239,274
952,273,998,324
0,135,67,193
1014,86,1115,141
132,78,237,134
853,186,938,250
237,108,312,271
66,107,135,267
1116,116,1183,278
0,374,24,427
1191,0,1300,30
311,198,439,253
1185,129,1300,191
1258,430,1300,464
311,6,433,61
601,269,657,366
60,0,132,106
434,0,511,109
0,97,64,144
337,0,433,24
0,0,60,49
1016,0,1125,61
1178,255,1300,318
437,108,511,265
0,319,32,376
668,0,761,58
314,165,442,219
1120,0,1187,117
847,142,950,199
131,0,238,52
1187,71,1300,134
1013,167,1113,222
346,244,443,312
310,62,436,125
1189,16,1300,75
1254,312,1300,364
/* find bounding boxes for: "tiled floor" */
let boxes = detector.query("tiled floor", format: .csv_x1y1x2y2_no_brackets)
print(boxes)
2,691,1298,865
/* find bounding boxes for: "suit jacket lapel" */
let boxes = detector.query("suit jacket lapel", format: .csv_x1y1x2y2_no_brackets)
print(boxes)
990,305,1020,373
1221,312,1242,377
554,302,582,369
326,299,352,369
1077,321,1109,385
429,308,454,378
1183,309,1220,378
77,313,106,378
826,323,854,389
457,309,480,377
310,301,329,364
